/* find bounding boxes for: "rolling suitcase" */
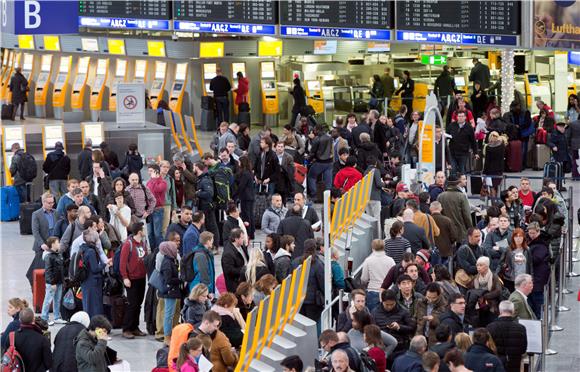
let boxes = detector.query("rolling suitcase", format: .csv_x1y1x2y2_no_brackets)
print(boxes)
544,160,563,190
1,103,14,120
110,295,127,329
33,269,46,313
253,184,269,229
0,186,20,221
19,202,41,235
533,144,551,170
506,140,523,172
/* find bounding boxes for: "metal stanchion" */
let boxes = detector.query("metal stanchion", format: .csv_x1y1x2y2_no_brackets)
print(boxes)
567,187,579,277
557,239,571,311
338,289,344,314
543,283,558,358
549,265,564,329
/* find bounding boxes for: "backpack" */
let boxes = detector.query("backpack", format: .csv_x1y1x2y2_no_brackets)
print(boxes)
18,151,37,182
359,350,377,372
179,250,199,283
1,332,24,372
113,238,133,277
68,249,88,286
211,166,232,209
155,345,169,368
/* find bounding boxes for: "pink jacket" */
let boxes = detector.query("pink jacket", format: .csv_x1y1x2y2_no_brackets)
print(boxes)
172,357,200,372
146,176,167,209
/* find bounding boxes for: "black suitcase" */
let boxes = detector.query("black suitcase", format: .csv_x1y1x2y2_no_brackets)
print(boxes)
470,172,483,195
110,295,127,329
1,103,14,120
253,187,269,229
19,202,41,235
237,111,251,125
201,96,215,110
544,160,563,190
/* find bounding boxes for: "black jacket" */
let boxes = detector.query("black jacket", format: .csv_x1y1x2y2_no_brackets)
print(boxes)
330,342,362,371
310,133,333,162
14,324,52,372
371,303,416,352
298,254,324,307
221,241,249,293
277,215,314,258
373,122,390,154
233,169,255,202
291,84,306,113
447,121,477,156
51,321,85,372
464,344,505,372
120,152,144,177
402,221,430,254
222,216,243,246
456,243,485,276
195,172,214,211
44,251,64,285
254,149,279,181
487,316,527,372
547,130,570,162
159,255,181,299
439,310,469,336
43,149,71,181
77,147,93,180
356,141,382,171
483,142,506,175
434,71,456,100
9,71,28,104
430,341,455,372
396,78,415,99
209,75,231,97
352,123,371,149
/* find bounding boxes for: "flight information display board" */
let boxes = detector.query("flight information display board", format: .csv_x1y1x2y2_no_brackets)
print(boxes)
79,1,171,20
396,1,520,35
279,0,393,40
173,0,277,35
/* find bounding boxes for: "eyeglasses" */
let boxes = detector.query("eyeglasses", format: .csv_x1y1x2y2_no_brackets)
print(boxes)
454,301,466,305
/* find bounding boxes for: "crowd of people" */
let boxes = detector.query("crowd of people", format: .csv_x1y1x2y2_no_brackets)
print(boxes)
3,58,578,372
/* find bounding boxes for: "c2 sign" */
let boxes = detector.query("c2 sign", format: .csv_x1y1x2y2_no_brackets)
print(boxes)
2,0,78,35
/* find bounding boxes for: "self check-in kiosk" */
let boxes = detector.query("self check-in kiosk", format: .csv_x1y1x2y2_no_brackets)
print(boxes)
525,74,552,115
71,56,90,112
169,62,188,114
2,126,25,185
231,62,248,115
34,54,54,117
109,59,128,112
90,59,109,121
52,56,72,119
133,60,148,83
260,61,279,127
81,122,105,148
202,63,217,96
1,50,15,103
42,125,66,158
149,61,167,109
306,80,324,114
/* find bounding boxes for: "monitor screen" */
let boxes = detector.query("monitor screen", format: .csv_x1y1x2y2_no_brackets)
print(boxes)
152,81,163,90
454,76,465,86
314,40,337,55
527,74,539,84
173,83,183,91
263,81,275,90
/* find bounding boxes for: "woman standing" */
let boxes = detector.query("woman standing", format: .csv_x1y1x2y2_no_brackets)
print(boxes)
470,81,488,119
1,298,28,351
497,228,531,293
384,221,412,264
234,71,249,111
159,241,181,345
243,248,270,286
104,177,136,216
364,324,388,372
396,70,415,118
233,156,256,239
482,131,506,197
107,192,132,242
370,75,385,110
298,239,325,332
472,256,502,327
120,143,144,181
79,230,107,318
567,94,580,122
526,222,550,319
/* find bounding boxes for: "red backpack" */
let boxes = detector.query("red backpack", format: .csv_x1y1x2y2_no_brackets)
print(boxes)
1,332,24,372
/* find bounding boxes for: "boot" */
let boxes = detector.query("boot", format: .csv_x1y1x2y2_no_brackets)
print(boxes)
164,335,171,346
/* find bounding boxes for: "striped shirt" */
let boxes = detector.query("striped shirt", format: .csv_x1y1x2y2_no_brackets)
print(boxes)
384,237,412,264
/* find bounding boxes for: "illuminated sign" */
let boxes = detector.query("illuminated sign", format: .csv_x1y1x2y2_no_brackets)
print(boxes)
281,26,390,41
43,36,60,51
421,55,447,65
107,39,126,55
174,21,276,36
570,51,580,66
79,17,171,31
396,31,518,46
258,41,283,57
17,35,35,49
199,42,224,58
147,41,166,57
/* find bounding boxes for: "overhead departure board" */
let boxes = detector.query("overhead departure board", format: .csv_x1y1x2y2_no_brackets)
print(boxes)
396,1,520,35
79,1,171,20
173,0,276,24
280,0,393,40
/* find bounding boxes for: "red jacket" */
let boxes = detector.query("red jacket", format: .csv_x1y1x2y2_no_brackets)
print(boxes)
333,166,362,192
146,176,167,210
119,236,147,280
235,77,249,105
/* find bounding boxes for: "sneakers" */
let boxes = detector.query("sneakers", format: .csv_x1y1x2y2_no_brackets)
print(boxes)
54,319,67,325
48,320,55,326
122,331,135,339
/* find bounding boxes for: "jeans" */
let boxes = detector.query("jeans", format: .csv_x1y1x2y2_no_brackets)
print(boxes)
156,297,181,338
307,162,332,200
366,291,380,313
41,283,62,321
163,298,177,336
529,290,544,320
123,278,146,332
215,96,230,124
404,146,417,169
15,184,27,203
147,208,165,249
449,154,468,176
49,180,68,201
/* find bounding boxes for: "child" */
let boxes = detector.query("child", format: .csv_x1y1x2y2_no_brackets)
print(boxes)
174,338,203,372
42,236,66,325
181,284,211,325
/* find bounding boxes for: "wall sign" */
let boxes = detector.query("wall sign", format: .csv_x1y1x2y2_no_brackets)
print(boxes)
2,0,78,35
116,83,146,124
396,31,518,46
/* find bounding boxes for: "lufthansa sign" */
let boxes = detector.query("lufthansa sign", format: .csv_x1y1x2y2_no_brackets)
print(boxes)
2,0,78,35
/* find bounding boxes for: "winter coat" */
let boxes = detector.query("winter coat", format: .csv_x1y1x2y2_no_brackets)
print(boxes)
170,165,197,204
209,330,238,372
302,255,325,307
483,228,513,272
233,169,255,202
276,215,314,258
483,141,506,175
356,141,382,171
333,166,362,192
352,123,371,149
120,152,144,177
434,70,456,99
310,132,333,162
182,298,210,325
182,224,202,258
74,328,108,372
469,62,491,89
291,84,306,113
566,119,580,151
336,306,372,333
254,149,279,182
235,77,249,105
464,344,505,372
188,244,216,294
8,149,27,185
274,248,293,283
547,130,570,162
456,243,485,276
487,316,528,372
212,305,244,348
43,149,71,180
44,251,64,285
432,212,457,258
392,351,423,372
528,234,551,292
437,185,472,242
372,303,417,352
497,247,532,282
77,147,93,180
221,241,249,293
439,310,469,336
160,255,181,299
51,321,85,372
261,206,287,235
85,174,113,217
9,71,28,103
402,221,430,254
1,312,20,352
13,324,52,372
447,121,477,156
414,296,448,345
195,172,214,211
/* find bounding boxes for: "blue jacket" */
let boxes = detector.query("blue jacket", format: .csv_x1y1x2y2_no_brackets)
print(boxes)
331,261,345,290
0,312,20,353
182,224,201,258
392,351,424,372
188,244,215,294
56,194,94,217
464,344,505,372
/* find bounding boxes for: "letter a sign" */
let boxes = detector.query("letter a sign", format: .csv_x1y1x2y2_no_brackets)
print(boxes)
1,0,78,35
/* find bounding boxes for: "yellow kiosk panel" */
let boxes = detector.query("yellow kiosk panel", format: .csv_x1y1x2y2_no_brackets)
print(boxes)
108,39,126,55
18,35,34,49
148,41,166,57
200,42,224,58
258,41,283,57
43,36,60,51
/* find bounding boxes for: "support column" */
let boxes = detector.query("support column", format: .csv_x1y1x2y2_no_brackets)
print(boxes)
501,49,515,113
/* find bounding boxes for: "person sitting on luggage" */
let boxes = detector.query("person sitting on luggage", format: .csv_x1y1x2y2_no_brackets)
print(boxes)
547,122,571,173
333,156,362,193
182,283,212,326
41,236,66,326
75,315,112,372
13,307,52,372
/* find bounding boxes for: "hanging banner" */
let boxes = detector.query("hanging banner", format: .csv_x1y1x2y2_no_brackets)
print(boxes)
534,0,580,49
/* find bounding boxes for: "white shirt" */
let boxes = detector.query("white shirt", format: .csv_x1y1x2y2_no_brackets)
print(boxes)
92,177,99,197
361,251,396,292
515,289,528,302
109,204,131,241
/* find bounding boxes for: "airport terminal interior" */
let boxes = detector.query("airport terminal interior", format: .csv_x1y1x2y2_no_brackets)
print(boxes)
1,0,580,371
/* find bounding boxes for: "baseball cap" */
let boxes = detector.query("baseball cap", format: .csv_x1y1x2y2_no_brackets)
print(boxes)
396,183,409,193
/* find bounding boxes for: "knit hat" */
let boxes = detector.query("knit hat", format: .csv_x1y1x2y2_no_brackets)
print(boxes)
70,311,90,328
417,249,431,263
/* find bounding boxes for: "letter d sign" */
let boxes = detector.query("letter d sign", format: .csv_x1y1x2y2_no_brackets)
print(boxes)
24,0,40,29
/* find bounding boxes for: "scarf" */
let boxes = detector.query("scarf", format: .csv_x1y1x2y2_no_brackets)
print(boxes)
474,269,494,291
159,241,178,259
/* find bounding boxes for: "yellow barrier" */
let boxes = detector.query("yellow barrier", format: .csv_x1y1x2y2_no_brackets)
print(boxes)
235,256,312,372
330,169,375,243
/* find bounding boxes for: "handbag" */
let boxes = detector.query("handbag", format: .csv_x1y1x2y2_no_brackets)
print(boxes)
62,288,76,310
454,269,474,288
149,269,168,294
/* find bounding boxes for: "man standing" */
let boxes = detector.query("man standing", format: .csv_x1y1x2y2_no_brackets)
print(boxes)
9,142,35,202
254,136,279,195
9,66,28,120
307,124,333,201
464,328,505,372
434,66,456,109
193,161,220,249
221,228,249,292
188,231,216,295
77,138,93,180
434,127,451,173
439,293,469,336
455,228,484,278
126,172,156,245
42,141,70,199
392,335,428,372
401,209,430,254
261,194,288,235
437,175,473,243
291,192,320,230
415,283,448,346
159,160,177,239
447,111,478,176
87,162,113,217
518,178,535,208
487,301,528,372
381,67,396,102
165,205,192,256
219,123,243,157
119,222,148,339
13,308,52,372
372,289,417,355
182,211,205,258
210,67,232,124
277,204,314,258
170,153,196,207
469,58,491,90
274,141,295,203
508,274,536,320
430,201,457,264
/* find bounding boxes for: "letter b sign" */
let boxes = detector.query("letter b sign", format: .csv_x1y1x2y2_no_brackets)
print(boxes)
24,0,40,28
